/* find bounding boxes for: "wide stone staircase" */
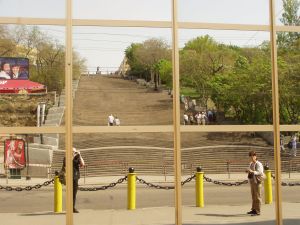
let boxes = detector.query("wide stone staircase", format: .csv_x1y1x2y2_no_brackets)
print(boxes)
51,76,300,178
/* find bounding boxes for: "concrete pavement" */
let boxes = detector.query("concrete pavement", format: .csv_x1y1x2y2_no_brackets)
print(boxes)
1,203,299,225
1,173,300,187
1,174,300,225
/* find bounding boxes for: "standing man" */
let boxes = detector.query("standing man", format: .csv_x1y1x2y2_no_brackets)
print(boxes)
62,148,85,213
183,113,189,125
291,134,297,157
108,114,114,126
246,151,264,216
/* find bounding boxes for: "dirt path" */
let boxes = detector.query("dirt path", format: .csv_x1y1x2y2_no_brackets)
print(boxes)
73,76,173,126
69,76,269,149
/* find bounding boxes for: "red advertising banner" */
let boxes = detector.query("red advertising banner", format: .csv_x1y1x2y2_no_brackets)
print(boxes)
4,139,26,169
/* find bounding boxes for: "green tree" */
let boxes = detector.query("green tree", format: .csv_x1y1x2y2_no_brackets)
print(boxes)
125,43,148,79
157,59,172,88
277,0,300,47
180,35,236,110
210,47,273,124
135,38,170,90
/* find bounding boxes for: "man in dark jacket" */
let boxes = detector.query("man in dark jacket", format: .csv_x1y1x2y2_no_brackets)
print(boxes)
62,148,85,213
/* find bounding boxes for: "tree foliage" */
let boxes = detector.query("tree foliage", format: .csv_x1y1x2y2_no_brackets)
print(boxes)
125,38,171,90
277,0,300,47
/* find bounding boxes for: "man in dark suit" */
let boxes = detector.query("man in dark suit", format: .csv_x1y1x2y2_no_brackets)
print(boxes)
62,148,85,213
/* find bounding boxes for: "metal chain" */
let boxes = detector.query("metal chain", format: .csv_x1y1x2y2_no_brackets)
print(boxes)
204,176,248,186
181,174,196,186
271,174,300,186
79,176,127,191
136,175,196,190
0,179,54,191
136,177,174,190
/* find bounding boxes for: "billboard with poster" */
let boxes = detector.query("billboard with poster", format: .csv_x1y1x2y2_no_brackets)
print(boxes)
4,139,26,169
0,57,29,80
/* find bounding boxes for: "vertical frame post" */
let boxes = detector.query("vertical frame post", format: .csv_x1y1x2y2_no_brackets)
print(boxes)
269,1,282,225
66,0,73,224
171,0,182,224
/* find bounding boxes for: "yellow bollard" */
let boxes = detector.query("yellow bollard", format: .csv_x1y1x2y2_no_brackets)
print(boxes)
195,167,204,207
264,169,273,204
127,167,136,210
54,174,63,213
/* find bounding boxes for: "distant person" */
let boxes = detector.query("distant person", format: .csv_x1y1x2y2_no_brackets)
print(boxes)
189,113,195,125
280,134,285,153
200,112,207,125
183,113,189,125
114,117,120,126
108,114,114,126
11,65,28,80
246,151,264,216
62,148,85,213
291,134,297,157
180,94,185,103
195,112,201,125
207,110,213,123
0,62,11,79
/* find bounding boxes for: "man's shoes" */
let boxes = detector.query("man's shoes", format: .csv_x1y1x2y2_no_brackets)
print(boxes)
251,211,260,216
73,208,79,213
247,210,256,214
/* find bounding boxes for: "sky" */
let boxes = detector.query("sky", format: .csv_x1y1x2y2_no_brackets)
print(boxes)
0,0,288,72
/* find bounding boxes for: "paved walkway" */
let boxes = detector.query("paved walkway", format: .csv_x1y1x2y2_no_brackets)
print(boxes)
1,173,300,187
1,203,299,225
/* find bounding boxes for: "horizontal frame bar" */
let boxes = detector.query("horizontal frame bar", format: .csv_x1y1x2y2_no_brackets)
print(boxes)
0,17,65,25
0,126,65,134
0,17,299,32
1,125,298,134
0,124,300,134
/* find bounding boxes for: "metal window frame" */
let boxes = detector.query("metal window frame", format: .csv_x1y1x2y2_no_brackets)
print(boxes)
0,0,299,224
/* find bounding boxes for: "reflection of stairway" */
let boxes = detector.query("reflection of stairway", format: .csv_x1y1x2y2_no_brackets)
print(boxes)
52,76,290,177
273,151,300,173
54,132,274,178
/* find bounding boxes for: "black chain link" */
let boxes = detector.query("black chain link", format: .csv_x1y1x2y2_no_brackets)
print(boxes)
79,176,127,191
0,179,54,191
136,175,196,190
136,177,174,190
181,175,196,186
271,174,300,186
204,176,248,186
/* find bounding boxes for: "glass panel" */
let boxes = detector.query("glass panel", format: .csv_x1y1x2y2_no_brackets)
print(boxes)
179,29,272,125
275,0,300,25
281,131,300,225
178,0,269,25
73,0,171,21
181,131,275,224
0,25,83,127
73,132,174,225
277,32,300,125
0,0,65,18
72,27,173,126
0,133,65,223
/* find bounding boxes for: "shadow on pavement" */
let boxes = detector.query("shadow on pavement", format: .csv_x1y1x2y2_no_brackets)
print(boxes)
19,212,65,216
174,219,300,225
195,213,249,217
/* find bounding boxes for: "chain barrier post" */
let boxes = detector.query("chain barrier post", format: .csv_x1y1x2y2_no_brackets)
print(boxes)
54,171,62,213
127,167,136,210
195,167,204,207
264,166,273,204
